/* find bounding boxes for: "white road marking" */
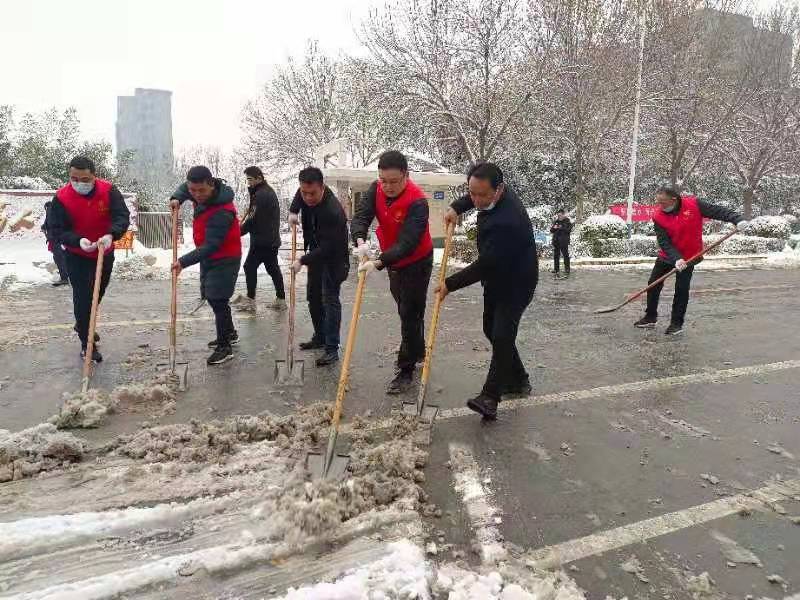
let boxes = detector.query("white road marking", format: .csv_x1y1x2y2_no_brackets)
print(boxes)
448,443,507,564
525,478,800,569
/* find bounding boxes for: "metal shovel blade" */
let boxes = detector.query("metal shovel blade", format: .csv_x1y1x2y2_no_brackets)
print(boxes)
176,362,189,392
401,401,439,424
274,359,305,386
306,450,350,480
593,304,624,314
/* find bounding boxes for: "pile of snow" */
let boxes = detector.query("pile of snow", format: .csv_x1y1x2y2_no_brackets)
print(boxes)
578,214,627,242
114,253,169,281
0,423,85,482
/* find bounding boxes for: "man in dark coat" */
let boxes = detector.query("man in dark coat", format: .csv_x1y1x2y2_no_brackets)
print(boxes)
550,208,572,275
42,200,70,286
438,162,538,420
635,185,745,336
170,166,242,365
49,155,130,363
350,150,434,394
235,166,285,312
287,167,350,366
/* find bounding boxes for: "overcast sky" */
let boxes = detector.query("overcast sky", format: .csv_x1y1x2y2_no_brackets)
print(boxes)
0,0,371,152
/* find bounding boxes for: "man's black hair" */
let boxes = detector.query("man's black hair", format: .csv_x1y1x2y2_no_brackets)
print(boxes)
377,150,409,172
467,162,504,189
656,185,682,202
298,166,324,185
557,207,565,214
186,165,214,184
69,155,96,174
244,166,264,179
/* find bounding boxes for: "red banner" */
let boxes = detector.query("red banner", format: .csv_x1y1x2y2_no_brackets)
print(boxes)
609,202,657,222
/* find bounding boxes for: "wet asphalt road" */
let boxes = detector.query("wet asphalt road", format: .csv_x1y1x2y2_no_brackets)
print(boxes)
1,260,798,598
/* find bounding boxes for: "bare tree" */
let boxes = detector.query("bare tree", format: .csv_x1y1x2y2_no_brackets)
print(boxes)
359,0,538,166
715,3,800,217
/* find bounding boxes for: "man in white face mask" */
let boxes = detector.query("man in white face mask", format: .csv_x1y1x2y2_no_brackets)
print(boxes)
48,156,130,362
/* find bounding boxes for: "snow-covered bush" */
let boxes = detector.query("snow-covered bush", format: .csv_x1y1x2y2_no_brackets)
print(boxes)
589,236,658,258
526,205,554,232
720,235,785,255
579,214,627,242
458,211,479,241
0,176,50,190
451,235,478,263
740,215,791,239
789,234,800,250
632,221,655,236
781,214,799,234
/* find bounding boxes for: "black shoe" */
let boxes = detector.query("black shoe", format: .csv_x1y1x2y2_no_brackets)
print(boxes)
664,323,684,336
300,338,325,351
550,269,560,274
634,316,657,329
207,331,239,348
80,347,103,363
316,351,339,366
503,380,532,398
207,345,233,365
387,369,414,395
466,394,499,420
52,279,69,287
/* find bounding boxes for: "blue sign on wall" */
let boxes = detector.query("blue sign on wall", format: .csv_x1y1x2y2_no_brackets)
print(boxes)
433,191,445,200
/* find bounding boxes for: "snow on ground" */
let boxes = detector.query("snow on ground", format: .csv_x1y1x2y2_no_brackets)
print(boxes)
0,238,53,288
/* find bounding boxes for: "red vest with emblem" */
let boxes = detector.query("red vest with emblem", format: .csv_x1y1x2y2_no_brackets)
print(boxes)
193,203,242,260
652,195,703,260
375,179,433,268
56,178,114,258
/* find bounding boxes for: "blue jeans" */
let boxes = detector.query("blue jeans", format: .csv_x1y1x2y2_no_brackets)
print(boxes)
307,260,349,353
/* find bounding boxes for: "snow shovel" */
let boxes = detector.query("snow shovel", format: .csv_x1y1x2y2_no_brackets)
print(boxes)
402,222,455,426
274,222,304,386
594,227,740,314
80,240,108,394
306,255,370,480
168,206,189,391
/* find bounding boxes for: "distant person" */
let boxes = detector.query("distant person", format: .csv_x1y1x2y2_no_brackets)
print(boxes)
634,185,746,336
170,166,242,365
234,166,286,313
41,200,70,286
550,208,572,275
287,167,350,366
439,163,538,421
49,156,130,362
350,150,434,395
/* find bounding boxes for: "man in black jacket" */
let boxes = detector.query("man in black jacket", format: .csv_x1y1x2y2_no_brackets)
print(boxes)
288,167,350,366
550,208,572,275
437,162,538,420
235,166,286,313
42,200,70,286
350,150,435,394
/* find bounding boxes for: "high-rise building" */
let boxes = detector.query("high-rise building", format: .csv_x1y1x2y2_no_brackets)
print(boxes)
116,88,174,197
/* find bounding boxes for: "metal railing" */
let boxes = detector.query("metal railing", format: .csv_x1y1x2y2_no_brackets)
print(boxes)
137,212,182,249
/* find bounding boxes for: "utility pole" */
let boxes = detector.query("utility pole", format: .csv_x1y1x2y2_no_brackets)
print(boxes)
626,7,646,237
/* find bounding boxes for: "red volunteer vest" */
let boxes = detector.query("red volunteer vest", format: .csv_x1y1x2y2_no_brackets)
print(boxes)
56,179,114,258
653,195,703,260
193,203,242,260
375,179,433,268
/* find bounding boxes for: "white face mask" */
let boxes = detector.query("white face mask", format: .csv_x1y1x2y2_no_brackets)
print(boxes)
477,201,497,212
71,181,94,196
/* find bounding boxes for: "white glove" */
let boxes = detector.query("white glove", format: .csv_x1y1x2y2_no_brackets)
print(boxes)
288,213,300,226
98,234,113,249
736,220,749,230
79,238,97,252
358,260,378,274
352,238,371,259
291,259,303,274
675,259,688,271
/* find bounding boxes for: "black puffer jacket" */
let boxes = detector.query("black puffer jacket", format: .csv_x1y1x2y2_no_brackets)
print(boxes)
550,217,572,246
289,187,349,267
241,181,281,248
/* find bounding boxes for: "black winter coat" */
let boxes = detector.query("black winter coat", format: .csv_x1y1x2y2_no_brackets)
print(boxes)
289,187,350,268
550,217,572,246
241,181,281,248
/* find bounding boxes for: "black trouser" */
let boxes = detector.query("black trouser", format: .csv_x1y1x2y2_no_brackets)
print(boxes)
65,251,115,347
388,256,433,372
243,245,285,300
307,260,348,353
482,288,534,400
208,298,236,346
645,259,695,326
51,243,69,281
553,241,570,272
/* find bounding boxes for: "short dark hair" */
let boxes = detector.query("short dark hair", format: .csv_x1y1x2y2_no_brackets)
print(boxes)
244,166,264,179
467,162,503,189
656,185,682,202
557,207,565,214
69,156,96,174
186,165,214,184
377,150,408,173
298,167,324,185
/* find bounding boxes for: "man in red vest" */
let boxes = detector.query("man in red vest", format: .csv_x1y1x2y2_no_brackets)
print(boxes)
351,150,434,394
170,166,242,365
49,156,130,363
635,185,746,335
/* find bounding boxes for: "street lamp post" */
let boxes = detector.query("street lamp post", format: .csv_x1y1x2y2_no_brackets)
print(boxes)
626,9,646,238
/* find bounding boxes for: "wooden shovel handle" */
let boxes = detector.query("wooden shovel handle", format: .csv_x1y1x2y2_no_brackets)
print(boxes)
82,241,107,383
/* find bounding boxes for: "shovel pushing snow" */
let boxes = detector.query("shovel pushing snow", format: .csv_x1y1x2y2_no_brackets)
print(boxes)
79,240,108,394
